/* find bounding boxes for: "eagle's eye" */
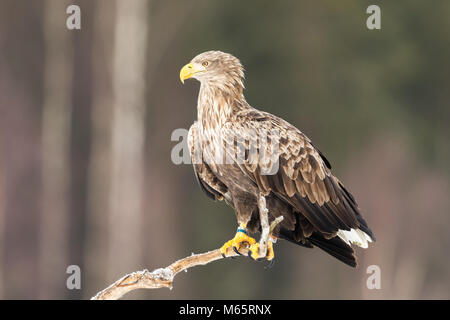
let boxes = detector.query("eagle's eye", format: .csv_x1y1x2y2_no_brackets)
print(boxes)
202,61,209,67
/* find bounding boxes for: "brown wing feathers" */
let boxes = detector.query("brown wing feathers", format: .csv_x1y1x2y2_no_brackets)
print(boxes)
230,112,371,240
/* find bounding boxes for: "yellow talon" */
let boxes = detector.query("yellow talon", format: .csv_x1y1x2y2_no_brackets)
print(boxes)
248,240,275,261
220,227,256,257
266,241,275,261
248,242,260,260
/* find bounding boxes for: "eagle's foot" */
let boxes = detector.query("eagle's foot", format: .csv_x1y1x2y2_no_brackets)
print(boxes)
248,234,277,262
220,226,256,258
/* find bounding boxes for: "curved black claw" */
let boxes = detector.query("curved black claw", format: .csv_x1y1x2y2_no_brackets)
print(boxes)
264,259,275,269
233,246,243,256
222,252,238,259
247,251,264,262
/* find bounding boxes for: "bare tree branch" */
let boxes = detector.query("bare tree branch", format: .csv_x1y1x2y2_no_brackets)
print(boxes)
92,217,284,300
91,246,246,300
257,195,270,257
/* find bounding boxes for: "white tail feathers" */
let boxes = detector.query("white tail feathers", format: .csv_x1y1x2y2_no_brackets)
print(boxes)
337,229,373,249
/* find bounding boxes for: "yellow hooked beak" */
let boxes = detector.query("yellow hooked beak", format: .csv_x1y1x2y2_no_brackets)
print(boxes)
179,62,205,83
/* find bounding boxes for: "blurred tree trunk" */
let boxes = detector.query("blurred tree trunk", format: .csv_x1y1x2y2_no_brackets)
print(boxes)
68,0,94,300
107,0,149,282
0,143,4,298
39,0,73,299
0,1,44,299
85,0,116,297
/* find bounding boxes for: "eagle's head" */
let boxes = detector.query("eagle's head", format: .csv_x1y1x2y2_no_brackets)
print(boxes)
180,51,244,90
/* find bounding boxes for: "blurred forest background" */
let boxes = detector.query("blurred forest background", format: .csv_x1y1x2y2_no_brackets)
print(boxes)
0,0,449,299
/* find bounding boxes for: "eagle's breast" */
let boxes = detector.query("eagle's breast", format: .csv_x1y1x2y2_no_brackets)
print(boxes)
197,84,236,173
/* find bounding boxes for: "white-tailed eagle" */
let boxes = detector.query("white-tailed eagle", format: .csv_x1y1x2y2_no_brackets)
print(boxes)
180,51,375,267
